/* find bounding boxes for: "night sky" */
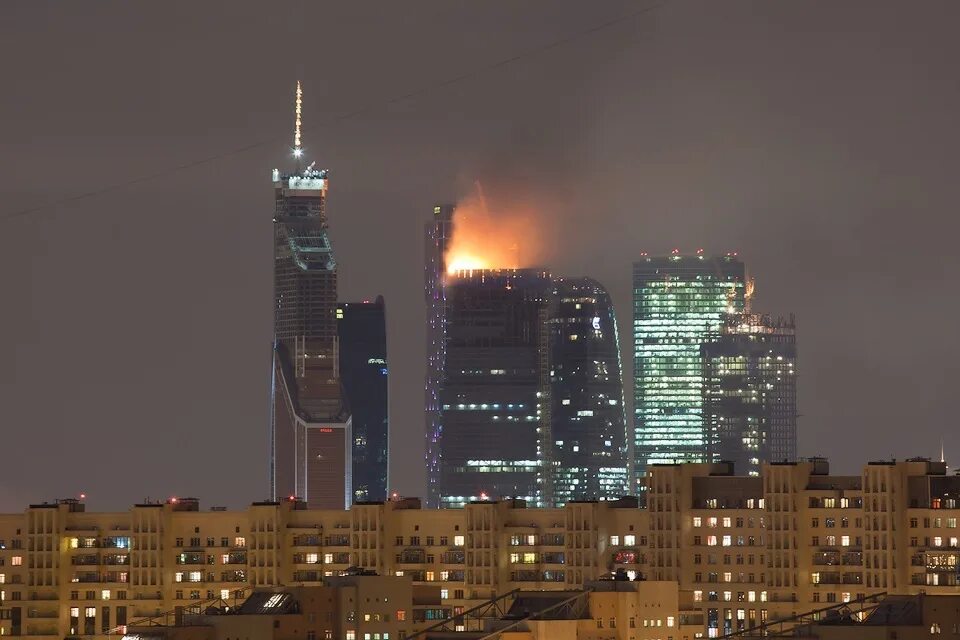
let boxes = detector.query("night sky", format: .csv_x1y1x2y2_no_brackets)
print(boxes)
2,2,959,512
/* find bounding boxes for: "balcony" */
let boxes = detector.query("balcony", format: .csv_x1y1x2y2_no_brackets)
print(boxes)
27,593,58,601
72,572,100,584
176,553,205,565
26,611,58,619
324,536,350,547
400,550,426,564
441,551,465,565
292,571,321,582
842,573,864,585
71,555,100,566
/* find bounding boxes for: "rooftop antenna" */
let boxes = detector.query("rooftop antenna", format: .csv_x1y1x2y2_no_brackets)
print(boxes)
941,439,945,464
293,80,304,167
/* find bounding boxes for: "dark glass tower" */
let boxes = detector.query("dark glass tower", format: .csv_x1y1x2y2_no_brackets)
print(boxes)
337,297,389,502
424,205,454,507
702,313,797,475
270,84,350,509
549,278,630,504
435,269,552,508
632,254,746,490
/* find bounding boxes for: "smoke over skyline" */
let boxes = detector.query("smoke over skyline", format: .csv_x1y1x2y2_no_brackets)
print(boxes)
444,182,554,275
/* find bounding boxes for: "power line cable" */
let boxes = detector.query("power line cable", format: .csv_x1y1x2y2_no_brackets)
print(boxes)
1,1,667,224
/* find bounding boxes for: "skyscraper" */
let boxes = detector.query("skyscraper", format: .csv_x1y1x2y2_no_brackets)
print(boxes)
270,83,351,509
632,253,746,489
337,297,389,502
702,313,797,475
424,204,454,507
549,278,630,504
433,268,552,508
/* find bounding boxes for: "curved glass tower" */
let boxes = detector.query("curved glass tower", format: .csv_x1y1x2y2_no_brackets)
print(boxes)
549,278,630,505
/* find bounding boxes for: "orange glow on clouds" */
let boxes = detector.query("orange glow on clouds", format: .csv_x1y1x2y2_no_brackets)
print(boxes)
445,189,544,275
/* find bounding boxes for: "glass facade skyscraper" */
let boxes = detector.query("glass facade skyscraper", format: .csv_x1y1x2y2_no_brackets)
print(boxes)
435,268,552,508
632,254,745,489
424,204,454,508
337,297,389,502
702,313,797,475
549,278,630,504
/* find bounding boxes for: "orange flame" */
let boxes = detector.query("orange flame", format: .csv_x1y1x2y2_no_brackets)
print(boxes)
444,189,543,275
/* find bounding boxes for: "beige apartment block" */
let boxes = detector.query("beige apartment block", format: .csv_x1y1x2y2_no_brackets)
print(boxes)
0,458,956,640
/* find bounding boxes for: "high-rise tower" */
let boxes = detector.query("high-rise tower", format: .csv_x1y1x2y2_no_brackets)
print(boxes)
424,205,454,508
632,253,745,489
702,313,797,475
270,82,351,509
435,268,552,508
549,278,630,504
337,297,389,502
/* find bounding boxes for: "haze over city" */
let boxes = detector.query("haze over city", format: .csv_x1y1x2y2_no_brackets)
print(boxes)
2,1,960,512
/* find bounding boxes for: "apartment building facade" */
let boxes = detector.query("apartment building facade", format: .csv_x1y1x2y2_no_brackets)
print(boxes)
0,458,956,640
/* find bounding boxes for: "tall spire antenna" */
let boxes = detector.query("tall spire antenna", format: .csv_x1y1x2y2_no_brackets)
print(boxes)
293,81,304,163
941,439,945,464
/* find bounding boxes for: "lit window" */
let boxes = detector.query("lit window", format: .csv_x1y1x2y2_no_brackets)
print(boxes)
101,590,110,600
722,517,732,528
220,589,230,600
189,572,202,582
396,610,406,621
748,591,756,602
233,537,245,547
70,607,79,617
440,589,449,599
10,557,21,567
324,553,334,563
175,572,184,583
346,632,356,640
69,538,79,549
708,517,718,528
760,591,767,602
84,607,96,618
722,536,732,547
0,575,4,584
610,536,620,546
693,590,703,602
841,536,850,547
454,536,464,546
693,517,702,528
667,616,675,627
426,572,435,581
306,553,318,563
707,536,718,546
624,535,636,546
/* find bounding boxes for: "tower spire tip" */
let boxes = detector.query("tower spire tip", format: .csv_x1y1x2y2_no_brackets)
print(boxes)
293,81,303,160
